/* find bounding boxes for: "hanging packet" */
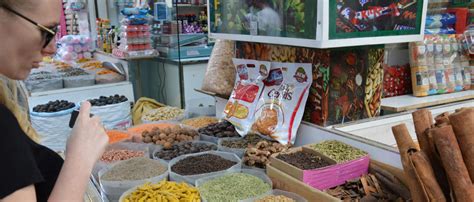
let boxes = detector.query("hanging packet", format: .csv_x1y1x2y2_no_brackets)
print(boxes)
223,59,271,136
251,62,312,145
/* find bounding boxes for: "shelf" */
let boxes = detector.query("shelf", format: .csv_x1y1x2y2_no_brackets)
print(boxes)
176,4,207,8
381,90,474,112
29,82,132,97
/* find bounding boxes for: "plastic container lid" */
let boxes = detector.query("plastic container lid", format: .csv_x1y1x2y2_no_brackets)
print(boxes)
168,151,242,185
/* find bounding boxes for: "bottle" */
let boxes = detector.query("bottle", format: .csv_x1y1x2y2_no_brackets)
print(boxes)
108,26,117,51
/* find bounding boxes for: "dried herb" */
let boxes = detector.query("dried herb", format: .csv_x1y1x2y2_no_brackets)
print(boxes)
199,173,271,202
171,154,237,176
310,140,367,163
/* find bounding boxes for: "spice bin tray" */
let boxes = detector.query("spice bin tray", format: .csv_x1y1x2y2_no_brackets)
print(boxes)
98,159,169,201
168,151,242,185
195,169,273,202
270,146,370,190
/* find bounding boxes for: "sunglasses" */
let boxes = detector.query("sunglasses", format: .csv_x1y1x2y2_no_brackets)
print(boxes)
2,6,58,48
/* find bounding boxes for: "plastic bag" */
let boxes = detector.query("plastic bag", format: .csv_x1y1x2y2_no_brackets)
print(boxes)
30,106,78,151
92,142,153,183
98,159,168,201
201,40,236,97
251,63,312,145
168,151,242,185
223,59,271,136
86,100,132,130
25,73,63,92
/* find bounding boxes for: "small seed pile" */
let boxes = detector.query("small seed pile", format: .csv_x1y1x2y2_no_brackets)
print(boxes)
155,142,217,161
198,120,240,138
100,150,145,163
198,173,271,202
256,195,296,202
142,106,184,121
243,141,289,169
277,151,332,170
101,157,167,181
121,181,200,202
171,154,236,176
142,126,199,149
221,134,265,149
310,140,367,163
181,116,218,129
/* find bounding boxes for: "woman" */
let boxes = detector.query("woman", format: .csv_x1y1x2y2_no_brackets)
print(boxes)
0,0,108,201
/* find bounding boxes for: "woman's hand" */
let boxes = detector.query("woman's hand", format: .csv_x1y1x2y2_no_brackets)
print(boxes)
66,101,108,166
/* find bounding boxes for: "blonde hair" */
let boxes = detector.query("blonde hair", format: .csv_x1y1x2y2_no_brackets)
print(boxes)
0,75,40,142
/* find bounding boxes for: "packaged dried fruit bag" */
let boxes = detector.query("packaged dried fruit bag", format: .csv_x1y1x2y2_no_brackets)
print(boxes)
252,62,312,145
223,59,271,136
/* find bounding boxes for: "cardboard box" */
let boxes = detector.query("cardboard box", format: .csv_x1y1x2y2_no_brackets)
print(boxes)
267,161,409,202
270,147,369,190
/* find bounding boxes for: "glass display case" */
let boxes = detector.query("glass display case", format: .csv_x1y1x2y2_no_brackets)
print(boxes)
208,0,428,48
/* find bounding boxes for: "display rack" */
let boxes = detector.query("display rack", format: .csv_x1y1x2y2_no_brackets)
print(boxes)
208,0,429,48
381,90,474,112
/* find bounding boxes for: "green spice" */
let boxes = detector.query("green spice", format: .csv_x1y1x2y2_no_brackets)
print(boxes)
310,140,367,163
101,157,167,181
199,173,271,202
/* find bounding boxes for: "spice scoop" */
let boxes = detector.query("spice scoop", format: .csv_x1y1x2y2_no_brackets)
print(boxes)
102,61,125,76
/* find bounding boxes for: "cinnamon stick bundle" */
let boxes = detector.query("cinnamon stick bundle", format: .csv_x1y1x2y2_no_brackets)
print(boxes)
392,124,446,202
412,110,451,198
434,112,450,127
431,125,474,201
449,108,474,181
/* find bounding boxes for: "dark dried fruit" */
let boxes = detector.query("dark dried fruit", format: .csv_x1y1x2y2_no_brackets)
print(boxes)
198,120,240,138
155,142,217,160
88,95,128,107
33,100,75,113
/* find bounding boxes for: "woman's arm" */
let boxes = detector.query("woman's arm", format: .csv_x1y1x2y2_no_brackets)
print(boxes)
1,102,107,202
49,102,109,201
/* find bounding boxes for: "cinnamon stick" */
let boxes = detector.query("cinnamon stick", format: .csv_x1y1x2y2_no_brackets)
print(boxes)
409,152,446,201
412,110,451,198
449,108,474,181
435,112,450,127
412,109,433,153
392,124,426,202
431,125,474,201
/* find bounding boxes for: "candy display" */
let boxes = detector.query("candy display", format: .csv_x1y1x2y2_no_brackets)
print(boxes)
141,106,184,122
309,140,368,163
170,154,237,176
243,140,289,169
141,125,199,149
120,181,201,202
113,7,158,58
88,95,129,107
197,171,272,202
101,157,167,181
335,1,421,34
154,141,217,161
181,116,218,129
33,100,76,113
425,13,457,29
56,35,94,62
